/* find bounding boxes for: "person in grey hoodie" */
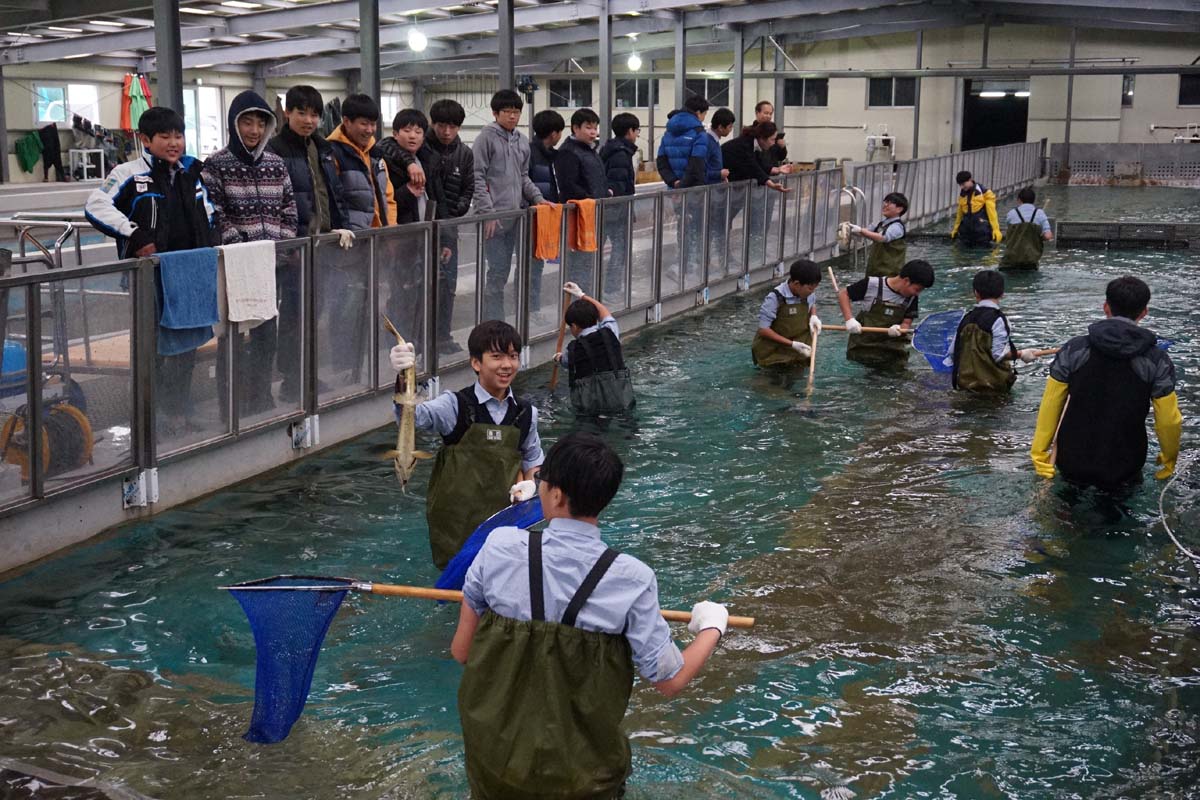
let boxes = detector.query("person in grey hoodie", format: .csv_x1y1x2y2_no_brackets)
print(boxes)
473,89,545,320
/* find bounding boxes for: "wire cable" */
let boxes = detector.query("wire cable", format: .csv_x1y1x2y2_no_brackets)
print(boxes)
1157,455,1200,564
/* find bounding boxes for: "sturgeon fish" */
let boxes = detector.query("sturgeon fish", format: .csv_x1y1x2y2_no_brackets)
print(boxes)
382,314,432,491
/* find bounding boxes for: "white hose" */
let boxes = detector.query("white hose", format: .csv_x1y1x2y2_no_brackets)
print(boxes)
1157,455,1200,563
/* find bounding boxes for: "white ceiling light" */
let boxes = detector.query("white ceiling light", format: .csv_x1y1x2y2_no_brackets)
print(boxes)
221,0,262,8
979,91,1007,98
47,25,83,32
90,19,126,26
407,26,427,52
627,52,642,71
1014,90,1030,98
181,6,217,13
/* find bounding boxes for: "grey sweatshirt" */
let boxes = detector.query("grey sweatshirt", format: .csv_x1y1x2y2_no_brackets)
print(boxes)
471,121,544,214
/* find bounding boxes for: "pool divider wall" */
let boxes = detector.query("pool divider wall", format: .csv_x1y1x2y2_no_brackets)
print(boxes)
0,141,1043,575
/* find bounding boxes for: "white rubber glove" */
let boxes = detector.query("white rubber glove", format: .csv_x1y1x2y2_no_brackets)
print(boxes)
848,224,862,235
844,318,863,335
887,324,904,338
688,601,728,637
563,281,585,299
809,316,823,336
509,480,537,503
333,228,355,250
791,340,812,357
389,342,415,373
1018,348,1038,363
553,352,563,362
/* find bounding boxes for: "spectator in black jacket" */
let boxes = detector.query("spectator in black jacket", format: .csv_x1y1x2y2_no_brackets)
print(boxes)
599,112,640,299
427,99,474,353
722,121,789,191
378,108,435,225
266,84,352,401
555,108,609,295
528,109,564,316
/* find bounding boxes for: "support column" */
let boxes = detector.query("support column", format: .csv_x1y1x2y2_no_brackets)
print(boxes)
359,0,380,102
1063,27,1076,171
0,67,9,183
412,80,425,112
912,30,923,159
252,64,268,101
498,0,515,89
731,27,744,125
598,0,611,139
773,34,786,132
674,16,686,110
981,19,990,69
152,0,184,114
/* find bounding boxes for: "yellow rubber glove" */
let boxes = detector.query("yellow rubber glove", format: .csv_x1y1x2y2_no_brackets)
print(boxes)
984,190,1002,242
992,228,1003,243
1031,377,1069,479
950,201,963,239
1152,392,1183,479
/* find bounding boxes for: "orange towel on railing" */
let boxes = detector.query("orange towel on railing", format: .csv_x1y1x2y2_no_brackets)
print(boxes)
567,199,598,253
533,203,563,260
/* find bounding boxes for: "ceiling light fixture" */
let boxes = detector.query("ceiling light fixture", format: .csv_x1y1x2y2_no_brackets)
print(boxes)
221,0,262,8
627,52,642,71
180,6,218,13
407,26,427,52
1014,90,1030,98
90,19,126,26
48,25,84,32
979,90,1007,98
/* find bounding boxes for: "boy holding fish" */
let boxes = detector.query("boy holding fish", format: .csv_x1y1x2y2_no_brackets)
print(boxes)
390,320,544,569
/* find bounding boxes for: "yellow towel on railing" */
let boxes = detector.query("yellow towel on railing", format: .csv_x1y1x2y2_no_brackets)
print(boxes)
567,199,598,253
533,203,563,260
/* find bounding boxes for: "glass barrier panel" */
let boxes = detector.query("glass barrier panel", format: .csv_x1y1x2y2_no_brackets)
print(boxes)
600,198,632,312
436,218,479,367
265,239,307,419
681,189,706,291
527,211,561,343
565,204,599,300
748,184,768,268
797,173,814,254
726,183,747,275
812,172,829,251
0,284,32,507
40,273,135,490
765,181,783,266
480,213,525,331
825,174,841,249
660,192,682,298
315,234,372,407
629,195,657,309
782,176,799,259
376,226,429,390
706,185,729,279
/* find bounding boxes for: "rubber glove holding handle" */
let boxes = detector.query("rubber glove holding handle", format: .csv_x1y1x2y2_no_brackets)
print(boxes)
1018,349,1038,363
809,316,823,336
844,319,863,335
791,341,812,357
509,480,537,503
389,342,415,373
688,601,728,637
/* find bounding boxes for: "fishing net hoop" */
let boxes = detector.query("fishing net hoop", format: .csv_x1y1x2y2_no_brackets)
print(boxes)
1157,455,1200,564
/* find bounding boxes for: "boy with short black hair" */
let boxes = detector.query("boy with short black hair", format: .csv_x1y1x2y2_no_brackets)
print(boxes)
844,191,908,277
1001,186,1053,269
389,319,544,568
950,270,1039,393
377,108,434,225
707,107,735,184
1031,276,1181,489
327,93,396,229
426,99,476,354
529,109,565,204
475,89,546,320
837,259,934,368
453,432,728,798
752,258,822,368
951,170,1001,247
599,112,641,299
555,108,609,294
554,281,634,415
656,95,710,189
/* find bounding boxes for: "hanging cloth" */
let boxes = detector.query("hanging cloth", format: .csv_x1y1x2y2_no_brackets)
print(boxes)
126,74,150,132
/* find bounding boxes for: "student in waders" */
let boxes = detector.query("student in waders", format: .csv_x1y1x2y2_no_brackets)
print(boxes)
452,433,729,800
844,192,909,277
950,270,1040,393
554,282,635,416
950,170,1002,248
1031,276,1182,490
389,320,544,569
1001,186,1054,269
837,259,935,369
751,258,822,369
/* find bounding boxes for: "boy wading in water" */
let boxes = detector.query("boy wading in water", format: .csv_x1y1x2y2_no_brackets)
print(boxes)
843,192,908,278
751,258,822,369
452,433,729,799
1001,186,1053,269
951,270,1040,393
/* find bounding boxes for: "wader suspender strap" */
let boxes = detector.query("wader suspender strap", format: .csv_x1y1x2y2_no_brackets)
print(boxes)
875,218,905,240
561,549,619,627
1015,207,1029,224
1000,311,1017,360
529,531,546,622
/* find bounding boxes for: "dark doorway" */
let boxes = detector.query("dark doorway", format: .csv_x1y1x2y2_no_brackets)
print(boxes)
961,80,1028,150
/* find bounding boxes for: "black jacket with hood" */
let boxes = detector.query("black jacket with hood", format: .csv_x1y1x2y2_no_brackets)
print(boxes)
600,137,637,197
554,135,608,201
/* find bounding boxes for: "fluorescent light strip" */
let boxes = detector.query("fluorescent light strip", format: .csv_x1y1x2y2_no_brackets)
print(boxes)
48,25,83,32
90,19,126,26
979,91,1007,98
221,0,262,8
181,6,217,13
1014,91,1030,98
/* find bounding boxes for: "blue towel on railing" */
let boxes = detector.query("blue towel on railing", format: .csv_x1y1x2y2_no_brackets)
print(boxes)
157,248,219,356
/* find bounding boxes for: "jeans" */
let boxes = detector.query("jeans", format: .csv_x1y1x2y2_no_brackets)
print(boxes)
437,237,459,341
601,213,629,302
482,221,519,322
217,319,279,422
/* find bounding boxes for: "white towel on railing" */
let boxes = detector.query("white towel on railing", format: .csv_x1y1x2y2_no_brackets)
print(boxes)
215,240,277,337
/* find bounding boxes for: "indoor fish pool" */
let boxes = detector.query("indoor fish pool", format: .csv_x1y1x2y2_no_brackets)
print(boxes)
0,185,1198,799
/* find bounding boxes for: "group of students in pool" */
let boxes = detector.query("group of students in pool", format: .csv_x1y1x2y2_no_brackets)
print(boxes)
382,174,1183,797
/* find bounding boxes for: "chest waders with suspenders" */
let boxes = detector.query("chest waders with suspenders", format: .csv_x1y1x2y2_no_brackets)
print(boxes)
1001,207,1045,269
425,388,532,569
751,289,813,368
846,278,914,367
960,186,993,247
865,218,907,278
567,327,636,416
459,532,635,800
952,306,1017,392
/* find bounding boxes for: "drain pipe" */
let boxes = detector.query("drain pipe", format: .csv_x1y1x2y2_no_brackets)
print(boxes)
1063,27,1077,177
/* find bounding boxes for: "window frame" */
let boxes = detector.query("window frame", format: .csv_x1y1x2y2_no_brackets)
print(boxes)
614,78,657,109
684,78,729,107
1177,74,1200,107
1121,74,1134,108
548,78,593,109
866,76,916,109
783,77,829,108
33,81,101,126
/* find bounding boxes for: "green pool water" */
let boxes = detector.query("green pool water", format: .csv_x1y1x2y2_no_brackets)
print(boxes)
1,186,1198,799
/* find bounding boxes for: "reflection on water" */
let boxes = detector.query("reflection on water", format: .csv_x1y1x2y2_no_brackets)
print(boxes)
0,187,1198,798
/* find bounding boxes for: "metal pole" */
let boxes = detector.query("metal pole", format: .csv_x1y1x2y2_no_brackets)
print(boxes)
1063,27,1077,172
732,27,745,125
252,64,268,101
413,79,425,112
647,78,655,161
981,19,990,69
913,30,923,159
0,67,8,183
498,0,515,89
773,34,786,133
598,0,612,140
674,15,686,110
359,0,380,102
152,0,184,114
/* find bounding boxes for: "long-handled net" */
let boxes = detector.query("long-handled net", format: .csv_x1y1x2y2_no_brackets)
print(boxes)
910,309,965,373
435,497,543,591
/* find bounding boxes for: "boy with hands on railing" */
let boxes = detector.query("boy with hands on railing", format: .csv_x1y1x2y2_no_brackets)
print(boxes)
554,281,635,416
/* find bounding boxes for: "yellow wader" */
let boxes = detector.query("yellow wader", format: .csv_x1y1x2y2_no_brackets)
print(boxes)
751,289,812,368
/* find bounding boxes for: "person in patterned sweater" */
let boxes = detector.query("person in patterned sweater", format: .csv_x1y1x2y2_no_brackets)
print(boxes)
202,89,298,416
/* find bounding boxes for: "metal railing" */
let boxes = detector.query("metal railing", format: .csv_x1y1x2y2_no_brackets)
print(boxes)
0,141,1042,518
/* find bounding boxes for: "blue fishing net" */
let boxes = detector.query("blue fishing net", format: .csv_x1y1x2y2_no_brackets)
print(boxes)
436,498,544,591
228,576,352,744
911,309,966,373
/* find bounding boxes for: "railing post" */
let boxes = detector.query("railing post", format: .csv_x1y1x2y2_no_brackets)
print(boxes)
25,283,43,498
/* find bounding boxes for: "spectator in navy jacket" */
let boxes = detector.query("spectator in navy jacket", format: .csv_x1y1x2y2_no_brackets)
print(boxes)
555,108,608,294
528,109,564,314
599,112,640,298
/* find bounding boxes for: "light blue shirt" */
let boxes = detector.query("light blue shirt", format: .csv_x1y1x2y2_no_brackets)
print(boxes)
405,381,544,471
874,216,906,242
758,280,816,329
942,299,1010,368
1005,203,1051,234
462,517,686,683
557,314,619,368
